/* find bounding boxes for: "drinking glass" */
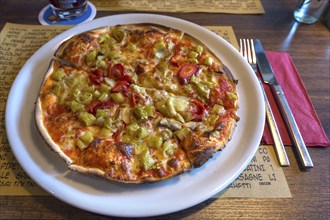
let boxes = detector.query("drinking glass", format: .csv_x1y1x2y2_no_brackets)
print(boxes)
294,0,329,24
50,0,88,20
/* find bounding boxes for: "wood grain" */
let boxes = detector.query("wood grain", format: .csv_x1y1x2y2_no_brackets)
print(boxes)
1,0,329,219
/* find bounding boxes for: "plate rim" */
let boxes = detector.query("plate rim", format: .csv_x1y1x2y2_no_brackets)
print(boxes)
5,13,265,217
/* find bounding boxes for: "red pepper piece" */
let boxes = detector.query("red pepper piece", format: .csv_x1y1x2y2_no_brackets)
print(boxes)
86,100,114,115
191,100,206,121
111,63,126,80
112,81,130,95
89,68,104,85
119,74,132,83
178,64,199,84
170,55,181,68
130,92,141,106
89,74,104,85
106,63,113,77
93,68,104,76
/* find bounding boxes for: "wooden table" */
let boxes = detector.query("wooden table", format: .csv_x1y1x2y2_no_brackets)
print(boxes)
1,0,329,219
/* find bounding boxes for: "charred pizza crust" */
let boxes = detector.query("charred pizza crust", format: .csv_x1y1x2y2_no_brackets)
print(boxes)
35,23,239,183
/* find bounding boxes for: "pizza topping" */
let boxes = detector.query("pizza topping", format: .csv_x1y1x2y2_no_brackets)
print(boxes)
163,140,178,156
147,135,163,149
226,92,238,101
79,131,94,146
135,126,148,139
89,69,104,85
76,139,88,151
174,127,191,141
108,50,122,61
87,100,114,115
140,149,156,171
190,75,214,100
78,112,96,126
76,92,93,105
190,100,206,121
110,63,126,80
111,81,130,96
135,63,145,75
193,45,204,55
109,92,126,104
188,51,199,59
115,142,134,158
52,69,66,81
167,158,179,168
111,27,126,43
211,104,225,115
126,43,137,52
132,105,149,122
178,64,200,84
158,118,182,131
203,56,213,66
69,101,84,112
85,50,98,66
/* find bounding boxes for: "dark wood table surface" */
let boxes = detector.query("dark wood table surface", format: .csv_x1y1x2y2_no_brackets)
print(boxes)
1,0,329,219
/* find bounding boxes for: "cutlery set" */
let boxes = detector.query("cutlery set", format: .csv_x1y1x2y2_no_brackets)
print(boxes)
239,39,313,169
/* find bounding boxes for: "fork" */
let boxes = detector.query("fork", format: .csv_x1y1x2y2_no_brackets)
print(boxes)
240,39,290,167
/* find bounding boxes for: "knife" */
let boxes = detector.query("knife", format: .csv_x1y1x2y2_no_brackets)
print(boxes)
254,39,313,169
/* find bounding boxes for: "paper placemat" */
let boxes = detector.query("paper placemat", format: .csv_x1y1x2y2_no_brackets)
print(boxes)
216,145,291,198
0,23,290,198
91,0,265,14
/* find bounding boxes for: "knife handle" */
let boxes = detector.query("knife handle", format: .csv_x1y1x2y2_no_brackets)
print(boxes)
258,80,290,166
272,84,314,168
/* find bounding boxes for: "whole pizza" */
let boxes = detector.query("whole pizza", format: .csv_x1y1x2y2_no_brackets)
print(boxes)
35,24,239,183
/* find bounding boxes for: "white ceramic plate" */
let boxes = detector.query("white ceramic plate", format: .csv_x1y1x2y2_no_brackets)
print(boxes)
6,14,264,217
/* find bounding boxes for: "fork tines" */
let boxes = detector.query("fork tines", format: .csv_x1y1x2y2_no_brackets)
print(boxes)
239,39,256,65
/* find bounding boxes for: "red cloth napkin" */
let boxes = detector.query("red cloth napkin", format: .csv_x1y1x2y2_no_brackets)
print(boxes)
260,51,330,147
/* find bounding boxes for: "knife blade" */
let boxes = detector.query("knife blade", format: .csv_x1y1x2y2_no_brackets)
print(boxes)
254,39,313,169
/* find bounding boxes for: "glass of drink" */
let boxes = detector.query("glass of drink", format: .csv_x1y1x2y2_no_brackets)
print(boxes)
50,0,88,20
293,0,329,24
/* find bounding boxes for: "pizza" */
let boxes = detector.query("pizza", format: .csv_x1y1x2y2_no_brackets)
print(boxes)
35,23,239,183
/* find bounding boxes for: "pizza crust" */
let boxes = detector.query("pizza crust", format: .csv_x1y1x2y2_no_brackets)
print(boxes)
68,163,189,184
36,100,74,165
35,60,73,165
183,117,237,168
